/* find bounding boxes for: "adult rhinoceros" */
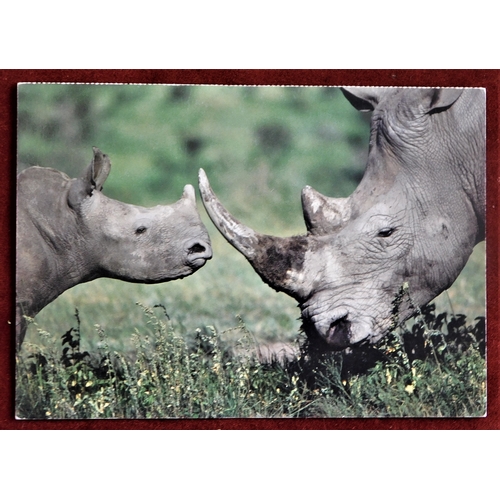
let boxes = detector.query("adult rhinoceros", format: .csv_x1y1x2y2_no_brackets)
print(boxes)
16,147,212,348
199,87,485,349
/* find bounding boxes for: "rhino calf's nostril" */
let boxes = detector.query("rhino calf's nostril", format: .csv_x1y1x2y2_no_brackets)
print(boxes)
186,240,213,266
188,243,207,254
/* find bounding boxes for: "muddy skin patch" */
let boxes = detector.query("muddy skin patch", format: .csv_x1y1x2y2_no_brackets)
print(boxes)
250,234,309,297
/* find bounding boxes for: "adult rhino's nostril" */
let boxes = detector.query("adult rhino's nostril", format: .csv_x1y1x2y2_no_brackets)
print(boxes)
329,314,349,331
323,314,351,349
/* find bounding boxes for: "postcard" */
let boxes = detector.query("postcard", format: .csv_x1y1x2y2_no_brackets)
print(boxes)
15,83,486,419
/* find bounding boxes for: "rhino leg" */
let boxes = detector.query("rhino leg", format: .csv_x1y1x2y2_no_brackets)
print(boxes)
15,304,28,351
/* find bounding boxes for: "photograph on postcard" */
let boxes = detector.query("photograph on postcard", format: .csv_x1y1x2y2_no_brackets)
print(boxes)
15,84,486,418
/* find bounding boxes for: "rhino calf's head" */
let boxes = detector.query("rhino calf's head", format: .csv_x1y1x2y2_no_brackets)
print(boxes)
67,148,213,283
16,147,212,348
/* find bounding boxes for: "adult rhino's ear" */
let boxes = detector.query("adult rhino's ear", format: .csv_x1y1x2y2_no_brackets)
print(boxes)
341,87,387,112
68,147,112,209
421,88,463,114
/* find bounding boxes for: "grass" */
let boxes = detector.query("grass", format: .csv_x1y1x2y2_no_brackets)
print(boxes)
16,295,485,419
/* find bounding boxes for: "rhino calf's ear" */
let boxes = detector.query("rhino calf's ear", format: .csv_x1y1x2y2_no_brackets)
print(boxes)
68,148,112,209
89,147,112,191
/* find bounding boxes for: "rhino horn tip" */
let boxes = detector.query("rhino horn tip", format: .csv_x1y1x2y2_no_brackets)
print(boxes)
182,184,196,203
198,168,209,188
301,185,322,209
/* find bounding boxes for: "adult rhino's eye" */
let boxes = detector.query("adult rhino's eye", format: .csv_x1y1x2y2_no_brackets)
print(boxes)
377,227,395,238
135,226,147,235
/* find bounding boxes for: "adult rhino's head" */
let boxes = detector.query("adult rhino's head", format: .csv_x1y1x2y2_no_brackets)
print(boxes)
199,87,485,350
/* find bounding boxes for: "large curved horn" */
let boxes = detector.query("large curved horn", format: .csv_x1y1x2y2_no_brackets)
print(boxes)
198,169,309,300
301,185,351,236
198,169,261,259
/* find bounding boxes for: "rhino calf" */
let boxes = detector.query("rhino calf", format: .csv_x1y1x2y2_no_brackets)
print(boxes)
16,147,212,348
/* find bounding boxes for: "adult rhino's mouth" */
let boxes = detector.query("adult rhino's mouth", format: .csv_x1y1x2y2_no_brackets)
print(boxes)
301,298,384,350
301,305,354,350
324,315,351,348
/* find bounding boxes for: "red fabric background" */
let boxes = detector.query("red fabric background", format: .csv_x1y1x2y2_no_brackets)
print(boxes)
1,69,498,429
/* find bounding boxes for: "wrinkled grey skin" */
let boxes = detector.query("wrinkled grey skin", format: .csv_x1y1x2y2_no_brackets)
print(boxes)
16,147,212,348
199,87,485,350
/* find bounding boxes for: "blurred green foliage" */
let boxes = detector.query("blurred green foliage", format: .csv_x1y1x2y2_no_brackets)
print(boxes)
17,84,369,230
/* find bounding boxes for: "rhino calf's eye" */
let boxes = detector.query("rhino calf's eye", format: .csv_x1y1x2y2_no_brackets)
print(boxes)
135,226,147,235
377,228,395,238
